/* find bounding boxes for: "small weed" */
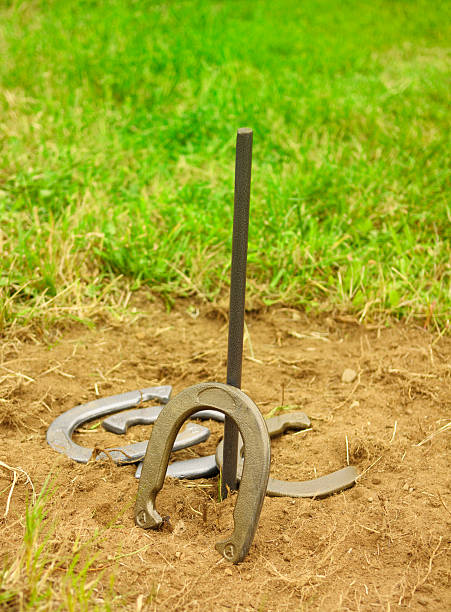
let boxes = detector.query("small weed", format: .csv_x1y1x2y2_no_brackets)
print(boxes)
265,404,301,419
217,468,223,503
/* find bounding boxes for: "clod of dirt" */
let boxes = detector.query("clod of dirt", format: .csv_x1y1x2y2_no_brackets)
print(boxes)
0,383,29,429
342,368,357,383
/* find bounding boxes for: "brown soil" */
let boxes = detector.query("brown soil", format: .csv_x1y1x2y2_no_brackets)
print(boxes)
0,299,450,610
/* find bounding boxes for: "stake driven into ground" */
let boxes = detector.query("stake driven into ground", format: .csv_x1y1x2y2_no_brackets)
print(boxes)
222,128,253,498
0,0,450,332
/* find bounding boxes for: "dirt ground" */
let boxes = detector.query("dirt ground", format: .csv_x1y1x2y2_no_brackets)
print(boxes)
0,298,450,610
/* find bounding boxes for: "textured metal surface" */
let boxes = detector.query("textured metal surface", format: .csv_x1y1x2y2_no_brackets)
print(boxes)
46,386,210,464
222,127,253,498
134,409,225,480
103,407,224,435
135,453,218,480
135,382,270,564
216,411,358,498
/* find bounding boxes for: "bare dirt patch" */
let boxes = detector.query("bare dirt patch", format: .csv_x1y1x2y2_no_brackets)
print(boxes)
1,299,450,610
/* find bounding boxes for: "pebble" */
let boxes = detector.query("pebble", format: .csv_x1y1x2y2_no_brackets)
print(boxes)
342,368,357,383
417,597,429,606
403,483,409,491
372,477,381,485
281,534,290,543
225,568,233,576
173,519,186,535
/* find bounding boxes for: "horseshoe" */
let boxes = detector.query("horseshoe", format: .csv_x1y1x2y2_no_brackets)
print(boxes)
133,409,225,480
135,382,271,564
216,413,358,498
133,411,307,481
134,452,218,480
46,386,210,464
103,406,224,434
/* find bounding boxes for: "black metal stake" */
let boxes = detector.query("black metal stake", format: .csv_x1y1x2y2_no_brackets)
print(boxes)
221,127,253,499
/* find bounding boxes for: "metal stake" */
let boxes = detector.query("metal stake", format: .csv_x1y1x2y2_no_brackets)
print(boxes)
221,127,253,499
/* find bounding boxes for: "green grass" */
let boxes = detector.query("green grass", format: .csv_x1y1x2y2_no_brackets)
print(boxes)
0,0,450,331
0,478,117,610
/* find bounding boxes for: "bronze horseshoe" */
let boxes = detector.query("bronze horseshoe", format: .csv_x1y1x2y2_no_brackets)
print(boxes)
135,382,271,564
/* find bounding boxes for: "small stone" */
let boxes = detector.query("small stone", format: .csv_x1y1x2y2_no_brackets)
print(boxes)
417,597,429,606
282,534,290,543
406,408,413,415
409,487,414,493
225,568,233,576
368,497,374,502
403,483,409,491
372,477,381,485
175,551,181,559
342,368,357,383
173,519,186,535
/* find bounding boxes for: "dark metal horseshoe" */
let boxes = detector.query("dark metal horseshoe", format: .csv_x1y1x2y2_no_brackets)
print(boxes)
46,386,210,464
216,413,358,498
135,382,271,564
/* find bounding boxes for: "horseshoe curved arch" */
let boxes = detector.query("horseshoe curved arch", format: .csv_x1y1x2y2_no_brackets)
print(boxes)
216,413,358,498
46,386,209,464
135,382,271,564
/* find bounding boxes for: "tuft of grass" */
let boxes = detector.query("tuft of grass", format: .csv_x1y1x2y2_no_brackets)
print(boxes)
0,478,118,610
217,467,223,503
0,0,449,332
264,404,301,420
